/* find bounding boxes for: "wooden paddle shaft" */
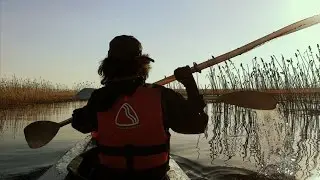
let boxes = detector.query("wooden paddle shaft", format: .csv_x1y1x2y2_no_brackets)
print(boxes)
176,88,320,95
155,14,320,85
60,118,72,127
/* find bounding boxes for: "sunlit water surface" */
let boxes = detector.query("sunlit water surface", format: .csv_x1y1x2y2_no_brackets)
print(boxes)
0,101,319,180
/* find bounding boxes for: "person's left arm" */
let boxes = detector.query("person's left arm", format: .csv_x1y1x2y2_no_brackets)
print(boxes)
71,90,99,133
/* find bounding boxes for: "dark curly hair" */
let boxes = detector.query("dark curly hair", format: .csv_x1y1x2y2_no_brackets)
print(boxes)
97,35,154,85
98,54,152,85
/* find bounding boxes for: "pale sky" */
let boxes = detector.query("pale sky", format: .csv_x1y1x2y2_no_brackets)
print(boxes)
1,0,320,88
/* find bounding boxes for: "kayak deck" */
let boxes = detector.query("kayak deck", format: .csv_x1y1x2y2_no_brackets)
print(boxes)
38,135,190,180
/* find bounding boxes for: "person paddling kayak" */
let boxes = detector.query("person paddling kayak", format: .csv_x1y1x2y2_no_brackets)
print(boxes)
71,35,208,180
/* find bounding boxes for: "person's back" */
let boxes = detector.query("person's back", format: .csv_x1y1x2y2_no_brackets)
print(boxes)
71,35,208,180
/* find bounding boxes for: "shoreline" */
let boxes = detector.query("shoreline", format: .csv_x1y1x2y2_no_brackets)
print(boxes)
0,98,85,110
0,88,82,110
0,76,90,110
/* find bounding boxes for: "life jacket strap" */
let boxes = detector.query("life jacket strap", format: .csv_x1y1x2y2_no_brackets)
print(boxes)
98,143,169,156
98,143,169,171
96,161,170,179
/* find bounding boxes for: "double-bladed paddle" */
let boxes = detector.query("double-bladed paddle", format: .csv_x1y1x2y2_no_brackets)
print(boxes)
24,90,277,149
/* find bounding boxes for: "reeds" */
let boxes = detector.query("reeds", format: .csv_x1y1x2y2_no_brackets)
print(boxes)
208,44,319,90
0,76,77,109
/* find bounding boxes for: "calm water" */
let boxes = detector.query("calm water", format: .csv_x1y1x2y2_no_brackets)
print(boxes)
0,101,319,180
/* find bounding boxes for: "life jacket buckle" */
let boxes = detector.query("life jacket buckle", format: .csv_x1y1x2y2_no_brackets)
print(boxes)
124,144,134,171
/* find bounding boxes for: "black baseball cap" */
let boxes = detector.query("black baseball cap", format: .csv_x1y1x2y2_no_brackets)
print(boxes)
107,35,154,62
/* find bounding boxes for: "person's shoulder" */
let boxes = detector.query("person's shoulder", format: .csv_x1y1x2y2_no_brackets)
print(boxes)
88,87,101,95
86,86,111,107
92,86,107,93
145,83,170,91
145,83,183,97
87,86,110,99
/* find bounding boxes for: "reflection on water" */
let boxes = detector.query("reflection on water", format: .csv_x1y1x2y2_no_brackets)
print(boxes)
172,100,319,180
0,102,87,139
0,100,319,180
0,101,87,178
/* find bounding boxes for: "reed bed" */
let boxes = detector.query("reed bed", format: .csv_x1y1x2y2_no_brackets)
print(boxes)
0,76,77,109
207,44,319,89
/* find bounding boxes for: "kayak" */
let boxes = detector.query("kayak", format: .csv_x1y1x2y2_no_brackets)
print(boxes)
37,135,190,180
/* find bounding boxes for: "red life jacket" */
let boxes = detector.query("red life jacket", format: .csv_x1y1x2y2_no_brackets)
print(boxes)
91,131,98,139
96,86,170,172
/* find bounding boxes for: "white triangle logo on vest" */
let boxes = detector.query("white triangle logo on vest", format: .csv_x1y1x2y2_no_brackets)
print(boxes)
115,103,140,127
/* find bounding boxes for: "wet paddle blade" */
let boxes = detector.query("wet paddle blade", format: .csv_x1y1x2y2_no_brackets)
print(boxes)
218,91,277,110
24,121,60,149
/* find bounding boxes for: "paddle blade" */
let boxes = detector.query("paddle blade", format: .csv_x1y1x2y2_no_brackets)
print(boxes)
218,91,277,110
24,121,60,149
